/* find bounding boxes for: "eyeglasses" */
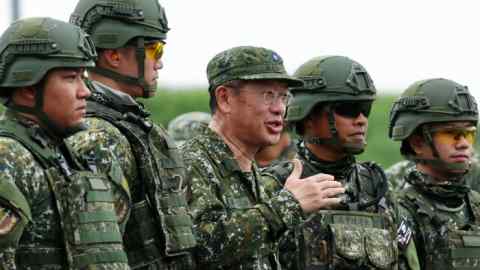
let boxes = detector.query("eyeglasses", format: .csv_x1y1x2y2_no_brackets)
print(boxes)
262,90,292,106
333,102,372,118
145,41,164,60
431,126,477,145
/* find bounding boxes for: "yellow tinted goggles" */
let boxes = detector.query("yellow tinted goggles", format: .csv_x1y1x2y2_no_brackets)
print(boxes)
431,126,477,145
145,41,164,60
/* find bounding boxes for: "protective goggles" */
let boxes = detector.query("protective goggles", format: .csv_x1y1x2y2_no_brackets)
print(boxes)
430,126,477,145
145,41,164,60
333,102,372,118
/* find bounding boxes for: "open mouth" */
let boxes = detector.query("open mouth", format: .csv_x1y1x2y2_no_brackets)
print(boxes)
265,120,283,134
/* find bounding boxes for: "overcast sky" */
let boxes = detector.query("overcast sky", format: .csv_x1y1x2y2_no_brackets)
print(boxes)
1,0,479,101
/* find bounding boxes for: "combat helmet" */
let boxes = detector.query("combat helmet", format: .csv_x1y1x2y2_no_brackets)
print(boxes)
70,0,169,97
389,78,478,171
167,111,212,145
286,55,376,154
0,17,96,137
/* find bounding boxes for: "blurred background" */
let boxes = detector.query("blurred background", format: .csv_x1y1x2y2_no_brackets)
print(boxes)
1,0,479,168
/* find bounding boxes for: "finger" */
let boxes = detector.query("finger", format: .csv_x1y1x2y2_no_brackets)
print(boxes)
286,159,303,182
304,173,335,183
321,197,343,208
317,180,343,189
323,187,346,198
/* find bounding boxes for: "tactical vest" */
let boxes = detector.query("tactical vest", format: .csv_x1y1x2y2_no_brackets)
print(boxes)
86,87,196,268
287,159,397,270
401,188,480,270
0,118,130,269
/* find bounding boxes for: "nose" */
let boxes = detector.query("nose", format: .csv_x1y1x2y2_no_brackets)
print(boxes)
354,112,368,126
456,135,472,149
78,81,91,98
155,58,163,70
270,98,286,116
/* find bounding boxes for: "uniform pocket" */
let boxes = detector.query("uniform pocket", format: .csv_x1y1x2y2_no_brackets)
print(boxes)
329,223,365,260
364,228,396,269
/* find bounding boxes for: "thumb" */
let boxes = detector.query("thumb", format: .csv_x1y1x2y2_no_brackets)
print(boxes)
286,158,303,183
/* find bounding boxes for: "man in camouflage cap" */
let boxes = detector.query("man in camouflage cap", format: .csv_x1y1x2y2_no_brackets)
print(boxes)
266,55,417,270
390,78,480,270
168,111,212,146
182,45,345,270
67,0,196,269
0,17,131,269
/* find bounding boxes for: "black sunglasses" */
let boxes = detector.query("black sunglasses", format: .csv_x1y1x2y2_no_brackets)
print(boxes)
333,102,372,118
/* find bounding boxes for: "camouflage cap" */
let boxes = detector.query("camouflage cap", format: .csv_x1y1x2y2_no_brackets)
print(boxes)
206,46,303,91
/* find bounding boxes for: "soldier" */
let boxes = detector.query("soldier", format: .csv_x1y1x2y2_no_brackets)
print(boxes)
267,55,417,270
68,0,196,269
182,45,345,270
0,17,130,269
389,78,480,269
167,111,211,146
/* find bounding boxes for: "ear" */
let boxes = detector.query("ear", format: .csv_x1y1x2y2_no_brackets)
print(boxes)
11,86,36,107
101,49,121,68
408,134,427,155
214,85,234,114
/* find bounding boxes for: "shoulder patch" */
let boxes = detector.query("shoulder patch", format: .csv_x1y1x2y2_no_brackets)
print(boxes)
397,217,413,250
0,207,19,235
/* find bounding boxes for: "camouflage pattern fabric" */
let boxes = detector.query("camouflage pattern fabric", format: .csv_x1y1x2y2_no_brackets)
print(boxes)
0,111,129,269
182,127,304,270
69,80,195,270
206,46,303,91
396,169,480,270
265,141,408,270
386,152,480,193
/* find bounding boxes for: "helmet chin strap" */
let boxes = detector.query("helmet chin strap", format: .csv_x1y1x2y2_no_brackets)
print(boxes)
91,37,156,98
304,105,366,155
410,126,471,176
9,84,87,140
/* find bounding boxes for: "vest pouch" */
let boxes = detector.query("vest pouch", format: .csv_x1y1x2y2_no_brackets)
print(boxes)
46,169,128,269
124,199,165,266
329,223,365,261
160,192,196,256
364,227,396,269
447,229,480,269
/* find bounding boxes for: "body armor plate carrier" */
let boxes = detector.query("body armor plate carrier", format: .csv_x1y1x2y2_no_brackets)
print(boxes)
0,118,129,269
86,84,196,268
401,188,480,270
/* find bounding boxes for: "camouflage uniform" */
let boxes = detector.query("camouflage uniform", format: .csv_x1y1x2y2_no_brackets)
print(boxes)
389,78,480,269
183,128,304,270
69,1,196,269
183,46,304,270
386,153,480,192
69,80,196,270
0,18,130,269
267,56,407,270
167,111,211,146
396,170,480,270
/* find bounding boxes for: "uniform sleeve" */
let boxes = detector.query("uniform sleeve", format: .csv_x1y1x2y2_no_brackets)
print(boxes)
68,118,133,230
186,159,304,267
68,117,138,193
0,138,35,270
396,201,421,270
